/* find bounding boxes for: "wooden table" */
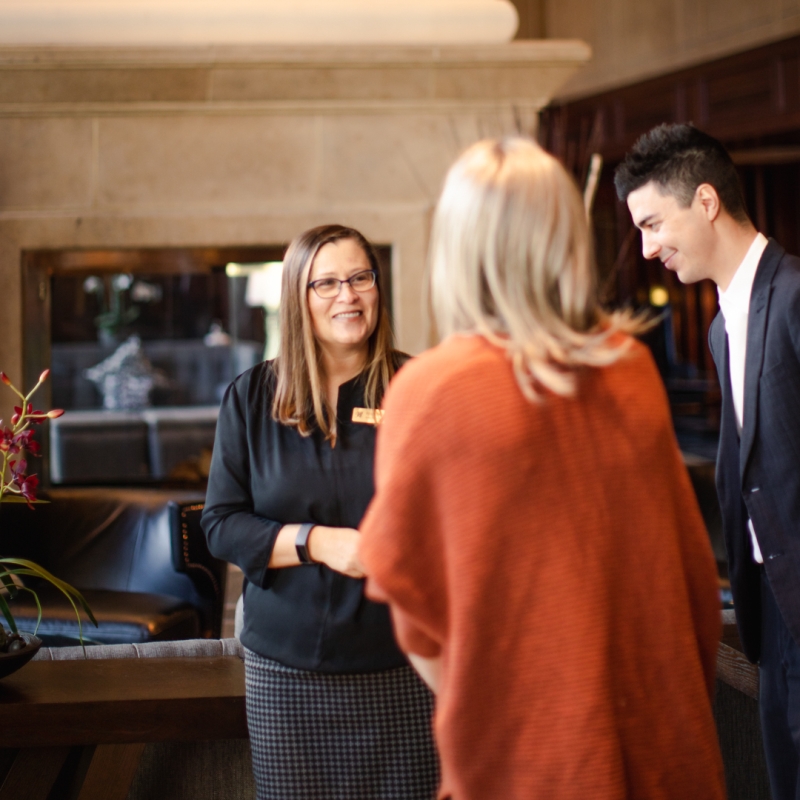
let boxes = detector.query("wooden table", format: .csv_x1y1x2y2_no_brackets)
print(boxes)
0,619,765,800
0,655,247,800
715,610,771,800
717,610,758,700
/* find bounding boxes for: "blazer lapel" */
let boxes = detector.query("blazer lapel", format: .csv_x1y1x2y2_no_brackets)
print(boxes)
740,239,783,480
717,328,736,440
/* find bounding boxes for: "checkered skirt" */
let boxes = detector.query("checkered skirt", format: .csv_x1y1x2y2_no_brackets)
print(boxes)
244,648,440,800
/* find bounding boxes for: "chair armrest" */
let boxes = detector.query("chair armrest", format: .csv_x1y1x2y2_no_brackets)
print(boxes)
170,501,227,637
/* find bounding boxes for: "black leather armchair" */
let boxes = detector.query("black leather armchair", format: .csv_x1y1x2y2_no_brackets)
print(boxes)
0,488,225,645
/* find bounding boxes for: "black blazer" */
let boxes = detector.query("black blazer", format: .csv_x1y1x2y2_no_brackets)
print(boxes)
201,359,407,673
709,239,800,663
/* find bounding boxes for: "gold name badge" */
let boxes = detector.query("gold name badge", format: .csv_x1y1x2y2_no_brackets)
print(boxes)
352,407,384,425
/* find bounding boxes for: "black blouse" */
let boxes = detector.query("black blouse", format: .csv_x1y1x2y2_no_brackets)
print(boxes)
201,359,406,673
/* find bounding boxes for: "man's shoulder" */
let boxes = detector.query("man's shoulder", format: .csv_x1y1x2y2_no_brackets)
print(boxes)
774,251,800,284
761,240,800,291
761,250,800,329
757,245,800,358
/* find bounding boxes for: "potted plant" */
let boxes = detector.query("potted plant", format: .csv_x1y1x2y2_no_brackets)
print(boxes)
0,369,96,673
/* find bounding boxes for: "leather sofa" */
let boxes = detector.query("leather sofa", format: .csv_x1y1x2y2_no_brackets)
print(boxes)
49,406,219,484
0,487,225,645
50,339,261,410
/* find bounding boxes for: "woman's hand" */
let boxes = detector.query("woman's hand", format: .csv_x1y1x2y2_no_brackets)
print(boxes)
308,526,366,578
269,524,365,578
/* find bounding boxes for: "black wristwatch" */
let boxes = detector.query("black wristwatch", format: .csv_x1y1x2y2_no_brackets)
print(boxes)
295,523,316,565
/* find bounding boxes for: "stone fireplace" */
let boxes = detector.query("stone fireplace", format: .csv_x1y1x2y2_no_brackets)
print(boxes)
0,36,590,406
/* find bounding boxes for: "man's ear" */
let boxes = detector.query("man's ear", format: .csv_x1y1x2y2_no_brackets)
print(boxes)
695,183,721,222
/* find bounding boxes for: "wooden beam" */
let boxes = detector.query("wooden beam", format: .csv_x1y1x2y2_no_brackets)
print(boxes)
0,747,70,800
74,744,146,800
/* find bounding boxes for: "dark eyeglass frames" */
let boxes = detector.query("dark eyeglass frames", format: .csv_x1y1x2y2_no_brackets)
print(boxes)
307,269,377,299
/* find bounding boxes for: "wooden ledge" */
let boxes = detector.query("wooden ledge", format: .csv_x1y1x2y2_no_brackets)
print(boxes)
717,610,759,700
0,655,247,748
717,642,758,700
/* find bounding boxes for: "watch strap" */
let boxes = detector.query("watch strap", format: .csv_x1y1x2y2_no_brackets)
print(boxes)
295,523,316,565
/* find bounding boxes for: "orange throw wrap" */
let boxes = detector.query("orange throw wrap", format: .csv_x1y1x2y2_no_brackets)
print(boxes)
360,334,725,800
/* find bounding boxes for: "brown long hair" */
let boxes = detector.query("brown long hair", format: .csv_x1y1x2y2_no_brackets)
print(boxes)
272,224,396,442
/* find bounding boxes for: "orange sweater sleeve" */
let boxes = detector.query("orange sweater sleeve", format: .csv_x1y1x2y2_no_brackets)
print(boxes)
359,360,448,658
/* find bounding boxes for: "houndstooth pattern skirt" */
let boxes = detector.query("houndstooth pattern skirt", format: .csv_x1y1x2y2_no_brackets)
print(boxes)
244,648,440,800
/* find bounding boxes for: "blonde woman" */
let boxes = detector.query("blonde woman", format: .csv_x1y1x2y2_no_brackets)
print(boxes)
358,139,725,799
202,225,438,800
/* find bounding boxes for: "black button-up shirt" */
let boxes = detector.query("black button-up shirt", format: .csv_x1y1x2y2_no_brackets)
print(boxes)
201,360,406,673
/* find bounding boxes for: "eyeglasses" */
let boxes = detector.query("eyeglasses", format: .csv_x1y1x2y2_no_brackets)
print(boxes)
307,270,377,299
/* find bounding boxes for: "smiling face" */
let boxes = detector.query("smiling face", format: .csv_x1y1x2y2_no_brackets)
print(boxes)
306,237,379,359
627,180,718,285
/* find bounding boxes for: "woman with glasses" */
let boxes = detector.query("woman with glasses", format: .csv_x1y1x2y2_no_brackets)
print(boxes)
202,224,438,800
358,140,725,799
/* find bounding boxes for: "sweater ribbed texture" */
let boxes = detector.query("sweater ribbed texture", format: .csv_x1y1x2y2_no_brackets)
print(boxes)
360,334,725,800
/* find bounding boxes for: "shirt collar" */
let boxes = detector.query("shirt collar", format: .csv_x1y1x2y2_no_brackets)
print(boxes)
717,232,768,316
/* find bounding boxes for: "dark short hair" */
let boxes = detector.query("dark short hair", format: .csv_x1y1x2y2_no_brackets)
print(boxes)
614,123,748,222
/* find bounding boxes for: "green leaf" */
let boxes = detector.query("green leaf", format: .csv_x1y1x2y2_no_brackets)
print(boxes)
0,594,17,634
0,571,18,600
0,559,97,655
0,558,98,627
15,586,42,635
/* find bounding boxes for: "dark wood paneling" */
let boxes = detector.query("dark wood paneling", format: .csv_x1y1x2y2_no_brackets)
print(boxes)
543,34,800,162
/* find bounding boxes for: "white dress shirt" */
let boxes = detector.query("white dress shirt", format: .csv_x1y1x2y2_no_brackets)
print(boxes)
717,232,768,563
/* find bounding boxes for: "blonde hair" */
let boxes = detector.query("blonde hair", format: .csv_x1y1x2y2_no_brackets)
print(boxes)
272,224,396,442
430,137,646,400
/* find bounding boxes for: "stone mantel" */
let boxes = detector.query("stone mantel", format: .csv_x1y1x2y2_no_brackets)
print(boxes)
0,40,589,412
0,42,589,113
0,42,589,65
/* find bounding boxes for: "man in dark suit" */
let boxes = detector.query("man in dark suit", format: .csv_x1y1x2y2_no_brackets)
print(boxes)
615,123,800,800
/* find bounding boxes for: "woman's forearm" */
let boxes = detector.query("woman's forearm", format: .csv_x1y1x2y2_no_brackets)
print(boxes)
268,524,366,578
268,524,304,568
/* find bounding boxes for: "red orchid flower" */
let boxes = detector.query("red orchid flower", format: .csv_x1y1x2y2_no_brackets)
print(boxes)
19,474,38,506
11,403,48,426
0,369,97,646
0,427,14,454
1,370,58,509
8,460,38,507
23,439,40,455
0,429,39,456
9,458,27,483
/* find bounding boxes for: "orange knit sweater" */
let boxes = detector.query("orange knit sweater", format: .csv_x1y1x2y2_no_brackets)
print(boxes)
360,334,725,800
